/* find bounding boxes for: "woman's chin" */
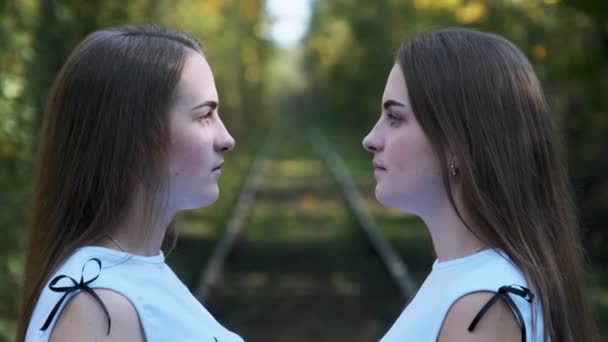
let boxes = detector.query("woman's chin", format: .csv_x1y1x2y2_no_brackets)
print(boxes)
199,187,220,207
375,185,412,213
374,184,393,207
178,187,220,210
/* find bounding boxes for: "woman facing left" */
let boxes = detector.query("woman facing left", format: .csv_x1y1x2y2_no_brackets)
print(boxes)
16,25,241,342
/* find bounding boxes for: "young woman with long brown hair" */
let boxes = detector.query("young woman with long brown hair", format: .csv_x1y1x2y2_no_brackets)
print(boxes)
363,28,597,342
17,25,241,341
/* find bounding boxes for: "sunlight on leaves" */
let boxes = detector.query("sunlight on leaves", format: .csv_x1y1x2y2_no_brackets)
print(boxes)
455,1,487,24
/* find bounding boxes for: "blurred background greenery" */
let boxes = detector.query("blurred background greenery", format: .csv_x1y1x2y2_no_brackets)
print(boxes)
0,0,606,341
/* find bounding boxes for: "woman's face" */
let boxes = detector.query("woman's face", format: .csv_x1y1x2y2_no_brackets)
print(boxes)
362,64,445,215
166,53,235,210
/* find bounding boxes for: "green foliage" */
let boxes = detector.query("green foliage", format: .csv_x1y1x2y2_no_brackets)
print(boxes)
0,1,37,340
1,0,606,339
302,0,607,261
161,0,274,138
0,1,273,340
302,0,608,332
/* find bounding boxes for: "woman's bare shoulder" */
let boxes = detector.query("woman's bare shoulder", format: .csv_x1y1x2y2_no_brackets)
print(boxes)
50,289,145,342
438,291,520,342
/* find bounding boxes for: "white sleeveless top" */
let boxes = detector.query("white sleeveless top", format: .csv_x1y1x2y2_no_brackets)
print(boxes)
380,248,544,342
26,246,243,342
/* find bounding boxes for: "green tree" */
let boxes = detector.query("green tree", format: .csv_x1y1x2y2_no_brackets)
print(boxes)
0,1,274,339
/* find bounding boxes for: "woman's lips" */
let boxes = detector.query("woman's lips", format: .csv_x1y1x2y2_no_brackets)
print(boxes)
373,161,386,171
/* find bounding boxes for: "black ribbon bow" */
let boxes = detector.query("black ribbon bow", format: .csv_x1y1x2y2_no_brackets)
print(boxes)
467,284,534,342
40,258,111,335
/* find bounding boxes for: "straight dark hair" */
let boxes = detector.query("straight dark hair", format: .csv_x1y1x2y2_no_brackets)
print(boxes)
397,28,597,342
17,25,203,341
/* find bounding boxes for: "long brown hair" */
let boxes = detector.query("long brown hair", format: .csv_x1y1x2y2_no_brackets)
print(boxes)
397,28,596,342
17,25,203,341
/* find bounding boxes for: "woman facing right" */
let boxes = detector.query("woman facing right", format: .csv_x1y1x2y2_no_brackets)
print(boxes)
363,28,597,342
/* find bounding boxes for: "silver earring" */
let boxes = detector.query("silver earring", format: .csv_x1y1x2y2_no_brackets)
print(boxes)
450,159,458,176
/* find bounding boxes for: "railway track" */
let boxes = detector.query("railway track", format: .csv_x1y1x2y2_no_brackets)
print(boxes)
191,126,417,342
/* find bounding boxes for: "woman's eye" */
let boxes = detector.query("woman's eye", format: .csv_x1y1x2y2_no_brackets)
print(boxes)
386,112,401,126
197,111,213,123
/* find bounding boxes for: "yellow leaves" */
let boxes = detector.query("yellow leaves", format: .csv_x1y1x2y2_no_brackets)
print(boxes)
413,0,487,24
200,0,225,15
414,0,433,10
532,43,548,61
245,67,259,83
240,0,261,22
297,194,320,213
165,0,226,34
242,43,261,83
414,0,462,11
0,141,16,159
455,1,487,24
242,44,258,65
308,18,361,72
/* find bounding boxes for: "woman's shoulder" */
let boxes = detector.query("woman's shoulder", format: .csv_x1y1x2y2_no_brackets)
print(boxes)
437,290,521,342
49,289,145,342
26,246,164,341
435,249,541,342
381,249,541,342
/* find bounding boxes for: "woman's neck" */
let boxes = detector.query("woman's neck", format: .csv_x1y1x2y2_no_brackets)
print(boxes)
100,190,175,256
421,195,486,262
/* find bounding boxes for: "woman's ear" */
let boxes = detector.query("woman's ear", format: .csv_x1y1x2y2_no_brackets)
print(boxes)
443,147,460,177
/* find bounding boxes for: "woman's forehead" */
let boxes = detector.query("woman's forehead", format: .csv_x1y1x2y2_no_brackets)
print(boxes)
175,54,218,105
382,64,409,105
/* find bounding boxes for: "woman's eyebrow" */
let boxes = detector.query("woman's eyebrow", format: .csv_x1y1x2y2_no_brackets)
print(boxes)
383,99,406,110
191,100,218,111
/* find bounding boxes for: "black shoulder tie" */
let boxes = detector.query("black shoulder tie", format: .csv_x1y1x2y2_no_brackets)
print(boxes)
467,285,534,342
40,258,111,335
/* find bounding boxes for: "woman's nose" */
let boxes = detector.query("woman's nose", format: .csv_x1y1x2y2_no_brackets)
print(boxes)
363,132,383,153
214,122,235,153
